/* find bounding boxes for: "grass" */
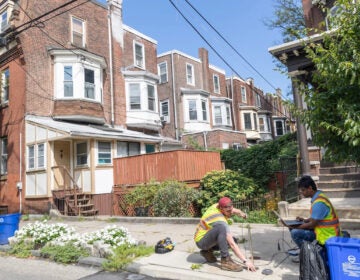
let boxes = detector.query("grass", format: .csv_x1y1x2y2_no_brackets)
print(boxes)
41,243,90,264
102,244,154,271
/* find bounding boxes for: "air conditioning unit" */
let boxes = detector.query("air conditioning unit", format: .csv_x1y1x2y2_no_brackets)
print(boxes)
160,115,169,123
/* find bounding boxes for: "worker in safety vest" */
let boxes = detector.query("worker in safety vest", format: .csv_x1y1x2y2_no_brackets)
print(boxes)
289,175,342,249
194,197,256,272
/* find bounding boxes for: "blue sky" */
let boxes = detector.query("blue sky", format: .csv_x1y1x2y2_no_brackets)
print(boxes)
101,0,291,98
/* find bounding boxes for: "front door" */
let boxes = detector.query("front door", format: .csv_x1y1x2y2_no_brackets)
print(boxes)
53,141,71,190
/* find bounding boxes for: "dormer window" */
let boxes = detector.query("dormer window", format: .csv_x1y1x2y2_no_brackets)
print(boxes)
134,41,145,68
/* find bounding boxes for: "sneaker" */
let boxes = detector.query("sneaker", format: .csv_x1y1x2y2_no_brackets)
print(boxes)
221,256,243,271
288,249,300,256
200,250,217,263
291,256,300,263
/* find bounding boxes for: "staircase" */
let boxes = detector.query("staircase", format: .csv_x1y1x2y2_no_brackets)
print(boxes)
52,166,98,217
286,162,360,229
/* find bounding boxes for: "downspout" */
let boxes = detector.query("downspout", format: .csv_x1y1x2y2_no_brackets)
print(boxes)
230,76,236,131
107,2,115,126
19,132,22,213
171,52,179,140
203,131,208,151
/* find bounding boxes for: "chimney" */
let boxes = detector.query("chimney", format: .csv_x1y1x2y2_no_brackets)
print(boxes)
199,48,209,91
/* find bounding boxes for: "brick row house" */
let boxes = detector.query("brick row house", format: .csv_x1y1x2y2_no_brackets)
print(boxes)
0,0,292,215
0,0,181,215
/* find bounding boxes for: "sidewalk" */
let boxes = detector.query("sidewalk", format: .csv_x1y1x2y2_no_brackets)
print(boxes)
19,216,360,280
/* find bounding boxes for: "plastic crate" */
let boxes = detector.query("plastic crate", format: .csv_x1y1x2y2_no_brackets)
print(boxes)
325,237,360,280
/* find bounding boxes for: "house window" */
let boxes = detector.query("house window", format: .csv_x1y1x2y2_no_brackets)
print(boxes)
27,143,45,170
129,83,141,110
226,106,231,125
84,68,95,99
0,137,7,175
259,117,265,132
255,93,261,107
98,141,111,164
244,113,252,130
76,142,87,166
241,86,247,103
276,121,284,136
201,99,207,121
64,66,73,97
147,84,155,111
253,113,258,130
71,16,85,47
213,74,220,93
1,68,9,103
186,63,194,85
145,144,155,153
134,42,145,68
158,62,168,83
160,100,169,122
0,11,7,32
188,100,197,120
214,106,222,125
117,141,140,157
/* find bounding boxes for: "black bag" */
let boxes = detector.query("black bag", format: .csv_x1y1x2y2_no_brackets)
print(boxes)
155,237,175,254
299,240,329,280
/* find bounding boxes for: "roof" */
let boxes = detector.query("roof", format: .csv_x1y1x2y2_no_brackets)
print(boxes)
25,115,179,144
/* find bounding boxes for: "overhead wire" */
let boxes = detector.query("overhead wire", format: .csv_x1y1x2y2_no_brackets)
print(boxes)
168,0,292,119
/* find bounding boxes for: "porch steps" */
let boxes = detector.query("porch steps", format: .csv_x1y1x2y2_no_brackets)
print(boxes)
66,193,99,216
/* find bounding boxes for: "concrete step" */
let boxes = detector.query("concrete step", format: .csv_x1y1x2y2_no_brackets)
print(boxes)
286,198,360,229
322,187,360,198
319,173,360,181
320,166,359,174
317,180,360,189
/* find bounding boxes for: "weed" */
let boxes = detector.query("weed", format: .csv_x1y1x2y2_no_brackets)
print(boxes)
9,241,34,258
191,263,202,270
41,243,90,264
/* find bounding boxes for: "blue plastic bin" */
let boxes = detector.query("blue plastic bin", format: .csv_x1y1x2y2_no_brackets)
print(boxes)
326,237,360,280
0,213,21,245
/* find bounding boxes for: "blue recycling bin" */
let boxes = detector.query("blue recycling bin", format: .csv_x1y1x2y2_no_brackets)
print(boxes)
325,236,360,280
0,213,21,245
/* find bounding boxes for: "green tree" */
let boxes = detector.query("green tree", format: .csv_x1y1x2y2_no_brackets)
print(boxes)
302,0,360,163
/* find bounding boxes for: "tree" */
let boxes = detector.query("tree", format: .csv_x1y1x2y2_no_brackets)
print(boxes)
302,0,360,163
264,0,306,43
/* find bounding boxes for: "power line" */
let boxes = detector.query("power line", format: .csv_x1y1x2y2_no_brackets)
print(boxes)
168,0,291,119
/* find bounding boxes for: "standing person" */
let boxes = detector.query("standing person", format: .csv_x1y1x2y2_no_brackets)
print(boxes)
194,197,256,272
290,175,342,250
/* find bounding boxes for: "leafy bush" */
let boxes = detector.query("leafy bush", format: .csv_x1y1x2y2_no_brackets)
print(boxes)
124,181,164,207
232,210,277,224
221,133,297,191
153,181,200,217
197,169,256,212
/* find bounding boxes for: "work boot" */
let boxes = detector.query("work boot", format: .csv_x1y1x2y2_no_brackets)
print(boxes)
200,250,217,263
221,256,243,271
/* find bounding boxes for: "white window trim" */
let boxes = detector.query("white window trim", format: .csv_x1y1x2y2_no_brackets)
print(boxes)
97,141,112,165
158,61,168,84
71,16,86,47
186,63,195,86
241,86,247,103
27,143,46,171
0,137,7,175
213,74,220,94
126,81,158,112
1,68,9,104
184,95,209,122
160,99,170,122
212,103,232,126
133,41,145,69
75,141,88,167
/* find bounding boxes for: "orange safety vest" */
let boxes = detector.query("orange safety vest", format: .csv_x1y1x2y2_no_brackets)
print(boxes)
194,203,232,243
311,192,341,245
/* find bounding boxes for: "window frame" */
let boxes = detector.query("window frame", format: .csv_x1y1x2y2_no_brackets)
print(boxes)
158,61,168,84
1,68,9,104
188,99,198,121
147,84,155,111
116,141,140,157
0,11,7,32
134,41,145,69
186,63,195,85
213,74,220,94
71,16,86,47
97,141,112,165
63,66,73,97
244,113,252,130
0,137,7,175
27,143,46,171
76,142,88,166
241,86,247,103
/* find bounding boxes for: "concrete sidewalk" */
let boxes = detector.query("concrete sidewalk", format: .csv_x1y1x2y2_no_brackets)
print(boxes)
19,216,360,280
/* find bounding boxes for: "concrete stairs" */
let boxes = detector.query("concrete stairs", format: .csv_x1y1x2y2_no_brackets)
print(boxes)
286,163,360,230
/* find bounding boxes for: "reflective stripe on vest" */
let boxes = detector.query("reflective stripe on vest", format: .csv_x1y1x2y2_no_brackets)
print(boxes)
311,192,341,245
194,204,230,242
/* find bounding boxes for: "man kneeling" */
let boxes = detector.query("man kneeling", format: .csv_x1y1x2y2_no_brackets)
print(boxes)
194,197,256,272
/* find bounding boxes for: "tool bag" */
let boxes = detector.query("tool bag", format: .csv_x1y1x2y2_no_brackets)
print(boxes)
299,240,329,280
155,237,175,254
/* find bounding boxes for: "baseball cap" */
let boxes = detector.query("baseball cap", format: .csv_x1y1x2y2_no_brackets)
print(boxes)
218,197,232,207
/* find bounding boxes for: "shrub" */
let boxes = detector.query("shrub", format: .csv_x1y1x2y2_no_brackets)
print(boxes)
124,181,164,208
153,181,200,217
41,242,90,264
197,169,256,212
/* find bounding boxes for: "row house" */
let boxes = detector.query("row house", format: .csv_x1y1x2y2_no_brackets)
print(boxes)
157,48,248,150
0,0,179,215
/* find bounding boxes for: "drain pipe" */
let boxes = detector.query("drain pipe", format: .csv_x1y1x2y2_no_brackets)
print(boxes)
107,1,115,126
171,51,179,140
18,132,22,213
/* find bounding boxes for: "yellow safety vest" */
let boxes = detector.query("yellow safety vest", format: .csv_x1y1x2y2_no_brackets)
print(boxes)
194,203,231,243
311,192,341,245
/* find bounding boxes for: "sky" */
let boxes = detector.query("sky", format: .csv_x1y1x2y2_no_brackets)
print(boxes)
101,0,292,99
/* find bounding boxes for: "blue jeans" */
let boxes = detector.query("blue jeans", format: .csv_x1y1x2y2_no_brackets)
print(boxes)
290,228,316,248
196,224,229,258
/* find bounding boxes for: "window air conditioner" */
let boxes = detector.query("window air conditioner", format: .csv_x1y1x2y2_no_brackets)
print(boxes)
160,115,169,122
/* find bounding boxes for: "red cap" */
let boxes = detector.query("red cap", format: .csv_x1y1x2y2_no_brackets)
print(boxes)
218,197,232,207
